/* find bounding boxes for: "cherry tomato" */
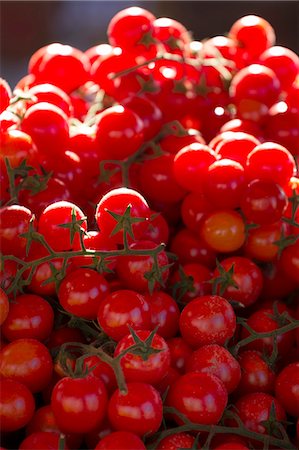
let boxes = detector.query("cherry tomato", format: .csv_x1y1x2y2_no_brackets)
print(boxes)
51,375,108,434
1,293,54,342
0,338,53,392
19,432,69,450
38,200,87,252
236,350,276,396
0,204,34,258
114,329,170,384
95,187,150,245
186,344,241,393
179,295,236,348
95,431,146,450
0,287,9,325
97,289,151,341
167,371,228,425
200,209,246,253
213,256,263,308
0,379,35,432
156,432,197,450
275,362,299,417
116,240,169,292
146,291,180,339
58,268,110,320
108,382,163,436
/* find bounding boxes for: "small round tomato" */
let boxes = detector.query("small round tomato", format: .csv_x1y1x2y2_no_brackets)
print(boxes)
203,159,246,209
186,344,241,394
145,291,180,339
0,287,9,325
214,131,260,167
170,263,212,303
200,209,246,253
108,382,163,436
0,204,34,258
95,431,146,450
244,221,283,262
181,192,215,232
115,329,170,384
21,102,69,157
213,256,263,308
240,179,288,225
58,268,110,320
281,240,299,284
240,302,295,355
38,200,87,252
173,142,218,193
246,141,296,185
82,355,117,394
236,350,276,396
27,83,72,116
167,371,228,425
19,432,69,450
95,105,144,160
0,379,35,432
95,187,150,245
259,46,299,91
116,240,169,292
1,293,54,342
233,392,286,434
275,362,299,417
156,432,197,450
51,375,108,434
170,228,216,268
0,338,53,393
97,289,151,341
0,78,11,112
179,295,236,348
0,128,38,168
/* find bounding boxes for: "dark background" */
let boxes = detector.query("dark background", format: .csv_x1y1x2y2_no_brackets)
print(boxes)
1,1,299,88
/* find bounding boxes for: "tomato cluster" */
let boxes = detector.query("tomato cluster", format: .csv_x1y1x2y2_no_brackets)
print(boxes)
1,6,299,450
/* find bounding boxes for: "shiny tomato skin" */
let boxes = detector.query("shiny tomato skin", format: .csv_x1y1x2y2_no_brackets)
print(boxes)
167,371,228,425
97,290,151,341
0,379,35,432
186,344,241,394
234,392,286,434
0,205,34,258
146,291,180,339
1,293,54,342
179,295,236,348
51,375,108,434
213,256,263,308
0,287,9,326
275,362,299,417
200,209,246,253
0,338,53,393
58,268,110,320
236,350,276,396
19,432,69,450
156,432,197,450
95,431,146,450
114,329,170,384
108,382,163,437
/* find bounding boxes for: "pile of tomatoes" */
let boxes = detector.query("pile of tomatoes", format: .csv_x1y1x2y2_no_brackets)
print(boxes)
1,6,299,450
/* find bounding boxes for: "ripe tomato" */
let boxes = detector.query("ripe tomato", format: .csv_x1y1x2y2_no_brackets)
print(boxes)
108,382,163,436
145,291,180,339
0,379,35,432
233,392,286,434
0,338,53,392
156,432,197,450
58,268,110,320
116,240,169,292
114,329,170,384
179,295,236,348
19,432,69,450
1,293,54,342
95,105,144,160
186,344,241,393
167,371,228,425
95,431,146,450
38,200,87,252
213,256,263,308
95,187,150,245
0,204,34,258
236,350,276,396
0,287,9,325
97,289,151,341
51,375,108,434
275,362,299,417
200,209,246,253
